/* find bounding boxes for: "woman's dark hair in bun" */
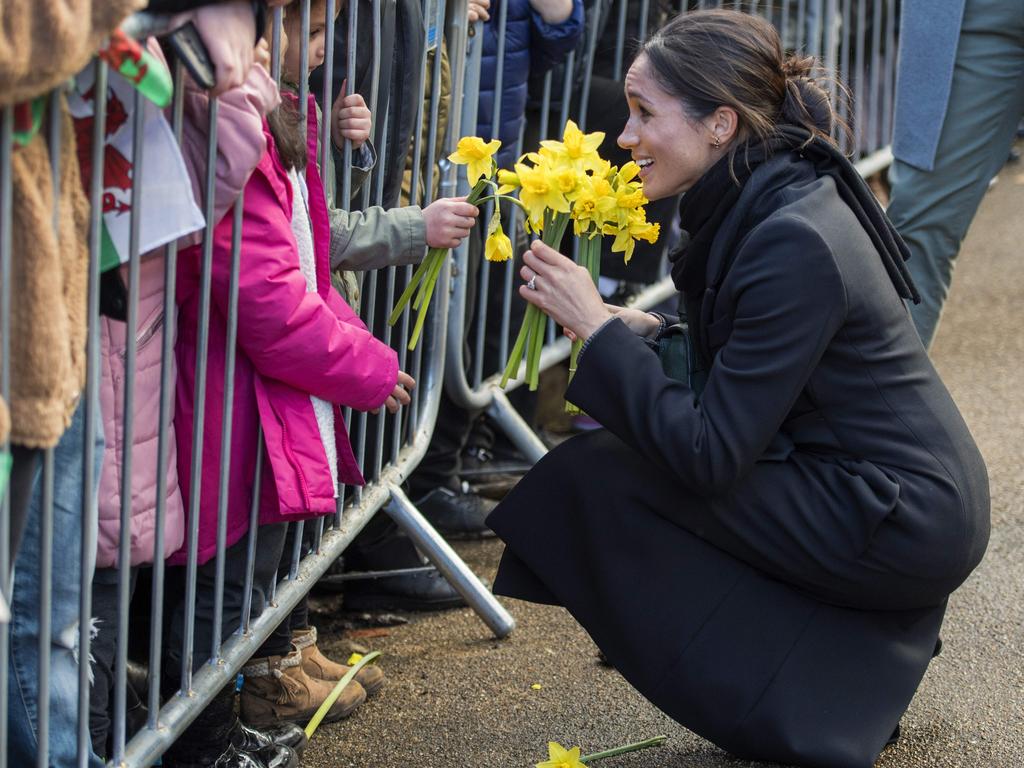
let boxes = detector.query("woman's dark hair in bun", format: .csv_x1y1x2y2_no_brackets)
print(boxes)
639,9,846,155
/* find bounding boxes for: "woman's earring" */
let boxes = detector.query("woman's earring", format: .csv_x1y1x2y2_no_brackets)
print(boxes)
712,134,722,149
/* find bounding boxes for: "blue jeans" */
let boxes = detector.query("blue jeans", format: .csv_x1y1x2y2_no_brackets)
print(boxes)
7,401,104,768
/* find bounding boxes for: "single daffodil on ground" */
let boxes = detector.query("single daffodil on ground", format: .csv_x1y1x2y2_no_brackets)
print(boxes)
536,742,585,768
448,136,502,186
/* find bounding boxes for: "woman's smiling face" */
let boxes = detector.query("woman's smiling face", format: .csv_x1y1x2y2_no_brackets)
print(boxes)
618,54,723,201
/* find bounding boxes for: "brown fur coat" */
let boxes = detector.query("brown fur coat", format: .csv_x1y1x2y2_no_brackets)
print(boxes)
0,0,143,448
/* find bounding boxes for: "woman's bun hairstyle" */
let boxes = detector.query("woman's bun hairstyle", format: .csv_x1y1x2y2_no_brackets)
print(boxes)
781,53,837,138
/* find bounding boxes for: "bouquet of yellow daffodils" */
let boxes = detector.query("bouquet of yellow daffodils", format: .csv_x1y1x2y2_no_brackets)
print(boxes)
493,120,660,394
388,136,503,350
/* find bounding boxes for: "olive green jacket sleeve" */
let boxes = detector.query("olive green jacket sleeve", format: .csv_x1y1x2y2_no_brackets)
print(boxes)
314,101,428,311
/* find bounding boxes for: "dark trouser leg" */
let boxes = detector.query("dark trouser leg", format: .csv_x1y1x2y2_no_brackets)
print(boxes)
166,522,289,678
7,444,41,567
89,566,138,759
258,523,311,658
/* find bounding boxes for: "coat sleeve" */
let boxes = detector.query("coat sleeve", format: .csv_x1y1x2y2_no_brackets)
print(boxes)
177,65,280,248
209,161,399,411
328,203,427,272
0,0,145,106
567,215,848,497
528,0,584,75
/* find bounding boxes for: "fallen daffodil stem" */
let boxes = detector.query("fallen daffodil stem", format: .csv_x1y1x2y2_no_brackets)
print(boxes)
303,651,382,740
579,736,669,763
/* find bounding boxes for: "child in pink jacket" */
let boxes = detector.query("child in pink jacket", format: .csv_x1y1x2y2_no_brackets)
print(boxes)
164,2,460,758
89,36,281,762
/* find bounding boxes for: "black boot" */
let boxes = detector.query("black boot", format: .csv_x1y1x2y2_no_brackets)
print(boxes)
163,685,299,768
230,720,308,756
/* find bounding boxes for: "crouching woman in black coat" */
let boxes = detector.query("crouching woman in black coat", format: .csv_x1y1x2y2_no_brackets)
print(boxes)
485,9,990,768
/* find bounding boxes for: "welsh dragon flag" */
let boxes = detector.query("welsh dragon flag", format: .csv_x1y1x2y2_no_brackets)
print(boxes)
67,33,204,272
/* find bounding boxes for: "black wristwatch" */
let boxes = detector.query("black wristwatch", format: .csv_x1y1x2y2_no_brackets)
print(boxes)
251,0,268,44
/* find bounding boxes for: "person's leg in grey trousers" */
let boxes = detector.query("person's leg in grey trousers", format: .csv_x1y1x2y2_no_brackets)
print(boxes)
887,0,1024,349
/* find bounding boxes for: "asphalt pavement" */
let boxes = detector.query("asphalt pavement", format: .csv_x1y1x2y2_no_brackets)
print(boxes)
306,162,1024,767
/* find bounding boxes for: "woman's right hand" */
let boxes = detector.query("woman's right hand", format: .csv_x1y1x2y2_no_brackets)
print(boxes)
563,304,661,341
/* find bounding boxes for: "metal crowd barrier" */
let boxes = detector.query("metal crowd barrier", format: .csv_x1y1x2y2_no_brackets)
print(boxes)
0,1,512,766
444,0,901,462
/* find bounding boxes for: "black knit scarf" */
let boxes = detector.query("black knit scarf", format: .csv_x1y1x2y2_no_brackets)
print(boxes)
669,125,919,358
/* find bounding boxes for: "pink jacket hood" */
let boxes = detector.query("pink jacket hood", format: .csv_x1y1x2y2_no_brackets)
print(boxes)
171,99,398,567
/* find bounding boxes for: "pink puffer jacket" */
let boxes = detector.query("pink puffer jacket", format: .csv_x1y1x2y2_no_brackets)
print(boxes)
96,60,280,569
170,99,398,567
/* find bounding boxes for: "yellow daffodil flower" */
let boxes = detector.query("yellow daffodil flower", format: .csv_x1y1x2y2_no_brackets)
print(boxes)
536,741,586,768
608,216,661,263
515,161,571,231
616,160,641,185
448,136,501,187
571,175,616,235
496,168,521,194
541,119,606,172
484,210,513,262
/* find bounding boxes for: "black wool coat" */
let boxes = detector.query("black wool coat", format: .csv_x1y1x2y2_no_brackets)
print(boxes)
487,151,990,768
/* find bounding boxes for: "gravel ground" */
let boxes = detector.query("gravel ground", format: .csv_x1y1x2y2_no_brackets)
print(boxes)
305,164,1024,767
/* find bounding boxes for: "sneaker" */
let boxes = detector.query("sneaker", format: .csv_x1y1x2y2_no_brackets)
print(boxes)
291,626,386,696
414,486,496,540
240,647,366,728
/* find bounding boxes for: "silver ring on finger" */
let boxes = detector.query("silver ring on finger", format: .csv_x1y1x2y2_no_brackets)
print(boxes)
527,275,537,291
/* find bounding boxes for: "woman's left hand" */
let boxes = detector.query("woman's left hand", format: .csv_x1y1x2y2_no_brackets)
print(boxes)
520,240,609,340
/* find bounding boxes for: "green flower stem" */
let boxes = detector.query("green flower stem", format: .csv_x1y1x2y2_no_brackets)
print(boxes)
565,234,602,412
304,651,383,740
579,736,668,763
388,176,492,348
407,249,447,350
500,303,535,388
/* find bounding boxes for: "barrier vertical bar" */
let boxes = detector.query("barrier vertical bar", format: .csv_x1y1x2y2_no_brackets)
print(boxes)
577,0,602,131
112,87,146,766
868,0,882,152
36,449,55,768
838,0,852,155
637,0,651,42
211,197,244,664
613,0,629,80
180,101,220,693
148,58,187,727
883,0,896,143
78,58,107,768
341,0,359,204
299,0,311,124
353,0,384,497
854,0,865,156
473,0,510,389
32,89,66,768
0,104,13,768
411,0,448,435
239,431,265,634
272,6,284,82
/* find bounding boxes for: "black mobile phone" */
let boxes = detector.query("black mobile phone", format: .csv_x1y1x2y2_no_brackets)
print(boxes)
166,21,217,91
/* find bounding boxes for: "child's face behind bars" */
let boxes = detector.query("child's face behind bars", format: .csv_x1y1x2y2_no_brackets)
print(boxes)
281,0,344,82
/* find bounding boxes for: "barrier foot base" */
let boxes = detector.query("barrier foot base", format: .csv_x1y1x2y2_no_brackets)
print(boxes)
385,484,515,638
486,388,548,464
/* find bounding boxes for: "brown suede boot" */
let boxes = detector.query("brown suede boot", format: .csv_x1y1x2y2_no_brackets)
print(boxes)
292,626,386,696
240,647,366,728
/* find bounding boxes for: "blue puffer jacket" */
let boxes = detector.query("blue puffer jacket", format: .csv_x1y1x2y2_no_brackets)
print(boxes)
476,0,584,168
